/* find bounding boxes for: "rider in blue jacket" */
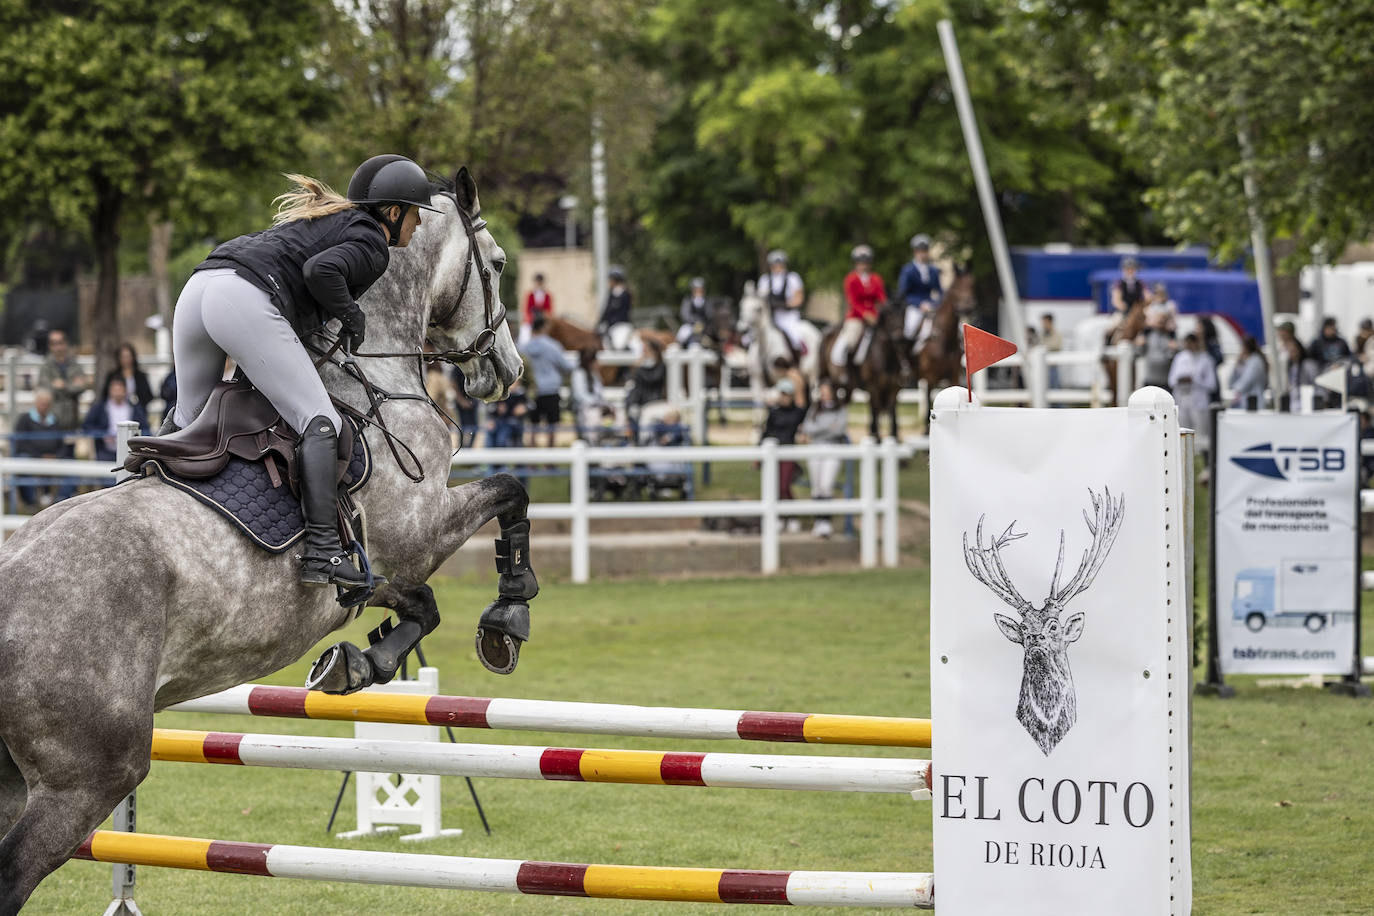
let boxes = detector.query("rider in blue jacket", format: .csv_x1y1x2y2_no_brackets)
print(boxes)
895,234,943,352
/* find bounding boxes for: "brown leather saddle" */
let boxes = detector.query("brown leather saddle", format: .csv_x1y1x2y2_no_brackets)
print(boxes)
124,377,353,490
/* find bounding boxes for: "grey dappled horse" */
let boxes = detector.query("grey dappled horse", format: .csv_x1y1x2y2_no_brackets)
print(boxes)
0,169,529,914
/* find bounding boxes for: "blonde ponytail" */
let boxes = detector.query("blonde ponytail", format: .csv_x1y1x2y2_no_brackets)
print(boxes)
272,174,357,225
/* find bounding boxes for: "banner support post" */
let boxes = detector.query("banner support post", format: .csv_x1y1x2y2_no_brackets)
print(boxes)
1196,405,1234,698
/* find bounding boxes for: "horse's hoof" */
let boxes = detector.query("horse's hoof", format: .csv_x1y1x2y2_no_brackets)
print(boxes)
305,642,374,694
476,628,521,675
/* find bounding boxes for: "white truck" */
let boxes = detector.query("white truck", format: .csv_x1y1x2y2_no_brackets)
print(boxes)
1231,559,1356,633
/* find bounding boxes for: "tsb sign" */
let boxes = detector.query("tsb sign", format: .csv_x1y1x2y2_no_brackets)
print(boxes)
1230,442,1345,481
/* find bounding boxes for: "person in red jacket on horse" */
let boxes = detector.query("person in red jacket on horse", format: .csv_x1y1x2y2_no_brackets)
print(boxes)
829,244,887,382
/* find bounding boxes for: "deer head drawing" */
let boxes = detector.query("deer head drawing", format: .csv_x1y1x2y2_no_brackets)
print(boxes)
962,487,1125,756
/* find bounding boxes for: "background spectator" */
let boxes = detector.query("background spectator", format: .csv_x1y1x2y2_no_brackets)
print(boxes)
38,329,90,431
1228,335,1268,407
1196,316,1224,369
625,339,666,440
518,315,568,448
1283,338,1319,406
803,381,848,538
82,376,148,463
450,366,479,449
1143,283,1177,334
1355,317,1374,356
1309,317,1352,370
158,368,178,428
486,379,528,448
761,378,808,533
1168,333,1216,452
103,342,154,408
570,348,608,440
13,388,76,507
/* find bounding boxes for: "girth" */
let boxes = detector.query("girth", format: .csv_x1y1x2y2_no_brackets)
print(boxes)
124,378,353,490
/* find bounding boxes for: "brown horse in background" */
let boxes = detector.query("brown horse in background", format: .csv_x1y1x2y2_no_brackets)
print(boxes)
1102,302,1146,404
914,268,976,391
819,304,904,440
546,316,673,385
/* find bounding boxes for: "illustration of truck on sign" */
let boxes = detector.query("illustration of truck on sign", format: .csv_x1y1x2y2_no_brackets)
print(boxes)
1231,560,1355,633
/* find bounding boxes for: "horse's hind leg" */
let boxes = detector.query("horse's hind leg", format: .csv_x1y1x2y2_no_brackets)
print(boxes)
0,723,150,916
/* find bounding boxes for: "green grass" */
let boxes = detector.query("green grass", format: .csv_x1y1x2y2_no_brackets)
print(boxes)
25,565,1374,915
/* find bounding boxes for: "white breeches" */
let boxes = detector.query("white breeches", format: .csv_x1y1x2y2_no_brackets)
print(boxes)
773,308,805,349
830,318,867,366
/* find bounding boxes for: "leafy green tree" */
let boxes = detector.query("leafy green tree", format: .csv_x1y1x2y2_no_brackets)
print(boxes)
0,0,331,370
1091,0,1374,267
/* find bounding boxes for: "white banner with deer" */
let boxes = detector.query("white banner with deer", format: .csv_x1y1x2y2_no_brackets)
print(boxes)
929,387,1191,916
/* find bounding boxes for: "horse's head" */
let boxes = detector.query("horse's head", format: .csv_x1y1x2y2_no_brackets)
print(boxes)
736,281,763,334
386,167,523,402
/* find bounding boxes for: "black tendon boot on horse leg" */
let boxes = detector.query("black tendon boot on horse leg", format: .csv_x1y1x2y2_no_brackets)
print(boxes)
297,415,368,589
477,517,538,674
306,584,440,694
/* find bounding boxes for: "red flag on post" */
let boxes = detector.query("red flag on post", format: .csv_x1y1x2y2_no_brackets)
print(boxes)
962,325,1018,400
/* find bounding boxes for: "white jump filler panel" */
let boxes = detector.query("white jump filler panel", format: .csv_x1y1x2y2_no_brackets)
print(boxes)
336,667,461,842
929,387,1192,916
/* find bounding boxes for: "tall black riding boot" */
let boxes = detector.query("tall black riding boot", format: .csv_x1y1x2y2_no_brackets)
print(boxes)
298,415,368,588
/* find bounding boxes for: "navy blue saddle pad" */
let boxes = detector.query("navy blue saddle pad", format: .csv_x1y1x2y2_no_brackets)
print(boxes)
137,417,371,553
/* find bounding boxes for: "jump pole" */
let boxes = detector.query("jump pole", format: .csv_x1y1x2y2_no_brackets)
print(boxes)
75,831,935,908
167,686,932,748
151,728,933,797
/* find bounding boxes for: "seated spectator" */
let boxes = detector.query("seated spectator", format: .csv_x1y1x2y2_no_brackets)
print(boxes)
643,408,692,497
103,341,154,408
761,379,809,533
803,382,848,538
646,408,689,448
625,340,667,440
1309,317,1352,370
486,380,528,448
82,376,149,463
13,388,76,507
519,315,569,448
1227,335,1268,407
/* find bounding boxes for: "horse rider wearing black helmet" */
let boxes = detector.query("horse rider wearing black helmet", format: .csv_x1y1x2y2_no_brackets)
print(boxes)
166,154,441,589
596,266,635,350
676,276,710,346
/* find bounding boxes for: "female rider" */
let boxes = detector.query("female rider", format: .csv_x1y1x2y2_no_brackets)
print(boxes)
166,154,440,589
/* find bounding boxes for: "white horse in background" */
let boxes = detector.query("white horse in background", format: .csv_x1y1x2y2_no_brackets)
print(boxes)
737,281,821,401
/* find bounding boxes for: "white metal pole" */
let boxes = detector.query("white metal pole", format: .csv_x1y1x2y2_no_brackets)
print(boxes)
688,351,708,446
937,20,1025,354
1237,120,1282,395
859,438,878,569
1027,345,1048,409
115,421,139,483
665,349,685,405
760,438,780,574
591,114,610,319
880,438,900,568
570,439,590,584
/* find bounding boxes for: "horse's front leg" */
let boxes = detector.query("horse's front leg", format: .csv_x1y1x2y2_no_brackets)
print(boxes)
305,583,442,694
424,472,538,676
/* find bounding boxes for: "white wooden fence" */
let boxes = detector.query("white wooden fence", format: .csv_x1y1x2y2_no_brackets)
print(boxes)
0,425,922,584
451,437,921,583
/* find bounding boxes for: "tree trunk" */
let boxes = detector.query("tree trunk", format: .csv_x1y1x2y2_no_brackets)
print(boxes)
148,215,174,357
90,176,123,384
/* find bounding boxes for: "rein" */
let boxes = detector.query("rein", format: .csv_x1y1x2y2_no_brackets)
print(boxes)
309,193,504,483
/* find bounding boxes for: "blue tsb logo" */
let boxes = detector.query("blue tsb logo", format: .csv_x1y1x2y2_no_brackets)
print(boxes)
1230,442,1345,480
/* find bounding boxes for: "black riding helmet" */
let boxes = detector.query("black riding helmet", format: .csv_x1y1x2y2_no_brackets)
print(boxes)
348,155,441,246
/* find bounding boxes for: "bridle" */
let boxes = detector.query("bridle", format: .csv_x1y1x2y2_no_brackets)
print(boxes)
308,190,506,483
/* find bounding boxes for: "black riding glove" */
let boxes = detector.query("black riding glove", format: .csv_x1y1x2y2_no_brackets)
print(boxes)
341,305,366,352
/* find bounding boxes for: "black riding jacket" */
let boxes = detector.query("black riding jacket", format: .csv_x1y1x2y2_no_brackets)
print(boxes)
597,287,633,332
197,208,390,336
